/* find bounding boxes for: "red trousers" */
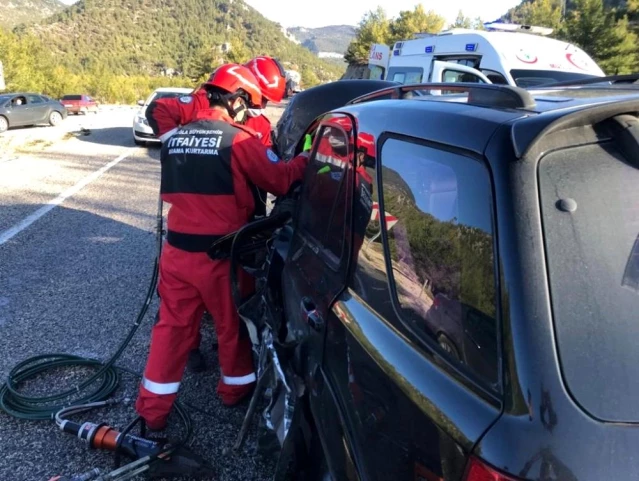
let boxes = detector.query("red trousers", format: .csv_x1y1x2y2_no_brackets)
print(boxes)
136,243,255,428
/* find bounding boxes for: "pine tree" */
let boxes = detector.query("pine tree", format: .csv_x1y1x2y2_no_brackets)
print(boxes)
560,0,639,74
344,7,391,64
389,4,446,42
450,10,473,29
513,0,563,31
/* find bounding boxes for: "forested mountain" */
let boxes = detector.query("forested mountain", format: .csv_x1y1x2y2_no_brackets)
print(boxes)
23,0,344,82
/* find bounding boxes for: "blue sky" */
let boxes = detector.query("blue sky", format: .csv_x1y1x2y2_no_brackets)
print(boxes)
59,0,522,29
243,0,523,28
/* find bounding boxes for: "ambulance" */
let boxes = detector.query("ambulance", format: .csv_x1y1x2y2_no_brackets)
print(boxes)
367,22,606,87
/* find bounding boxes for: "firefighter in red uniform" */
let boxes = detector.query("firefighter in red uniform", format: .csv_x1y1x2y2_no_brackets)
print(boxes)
135,63,310,430
144,57,287,372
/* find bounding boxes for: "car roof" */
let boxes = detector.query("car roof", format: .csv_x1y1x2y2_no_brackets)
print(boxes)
337,83,639,159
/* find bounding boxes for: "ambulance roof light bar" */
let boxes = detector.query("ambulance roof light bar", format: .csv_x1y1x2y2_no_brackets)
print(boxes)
483,22,554,36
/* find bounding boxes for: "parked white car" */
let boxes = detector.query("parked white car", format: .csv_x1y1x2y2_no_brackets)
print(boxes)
132,87,193,146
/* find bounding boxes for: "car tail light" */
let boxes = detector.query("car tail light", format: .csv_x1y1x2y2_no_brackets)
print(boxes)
464,456,522,481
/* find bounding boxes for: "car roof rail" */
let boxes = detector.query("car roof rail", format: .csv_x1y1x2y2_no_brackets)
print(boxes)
538,73,639,87
348,82,537,110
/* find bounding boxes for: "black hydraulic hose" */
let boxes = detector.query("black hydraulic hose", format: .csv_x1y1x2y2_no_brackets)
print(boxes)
0,196,175,427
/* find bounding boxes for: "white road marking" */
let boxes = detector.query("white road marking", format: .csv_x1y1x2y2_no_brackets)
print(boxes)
0,151,132,246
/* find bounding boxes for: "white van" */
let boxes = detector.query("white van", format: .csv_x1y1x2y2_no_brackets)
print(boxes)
367,23,606,87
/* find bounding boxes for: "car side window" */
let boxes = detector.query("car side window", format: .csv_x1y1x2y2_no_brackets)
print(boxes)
27,95,44,104
378,137,499,389
296,120,352,267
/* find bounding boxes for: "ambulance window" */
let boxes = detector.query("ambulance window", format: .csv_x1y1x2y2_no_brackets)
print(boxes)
392,72,406,83
481,69,508,85
389,68,423,84
369,66,385,80
437,57,480,69
443,70,486,84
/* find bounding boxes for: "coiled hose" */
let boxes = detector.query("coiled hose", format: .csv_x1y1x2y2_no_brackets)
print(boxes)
0,195,191,445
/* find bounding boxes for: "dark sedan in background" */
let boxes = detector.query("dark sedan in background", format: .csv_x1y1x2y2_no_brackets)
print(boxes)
0,92,67,132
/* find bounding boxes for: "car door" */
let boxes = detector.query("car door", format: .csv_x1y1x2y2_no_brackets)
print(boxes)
322,133,504,481
26,95,50,123
280,113,359,478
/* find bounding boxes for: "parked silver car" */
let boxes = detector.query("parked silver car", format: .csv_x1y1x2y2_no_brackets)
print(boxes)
132,87,192,146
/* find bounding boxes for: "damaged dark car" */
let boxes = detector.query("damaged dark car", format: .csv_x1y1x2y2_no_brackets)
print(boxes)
213,78,639,481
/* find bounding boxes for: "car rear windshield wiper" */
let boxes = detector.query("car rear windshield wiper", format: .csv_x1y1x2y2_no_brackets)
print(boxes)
540,74,639,87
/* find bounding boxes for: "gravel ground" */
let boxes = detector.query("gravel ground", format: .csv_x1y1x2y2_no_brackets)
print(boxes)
0,102,287,481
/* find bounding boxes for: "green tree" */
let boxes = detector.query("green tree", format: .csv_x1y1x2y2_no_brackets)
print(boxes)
513,0,563,31
301,65,320,88
450,10,473,29
560,0,639,74
389,4,446,43
226,37,251,64
344,6,391,64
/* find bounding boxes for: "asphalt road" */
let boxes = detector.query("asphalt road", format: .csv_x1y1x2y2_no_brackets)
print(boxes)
0,107,283,481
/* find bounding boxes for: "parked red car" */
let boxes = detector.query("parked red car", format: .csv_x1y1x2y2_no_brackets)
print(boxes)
60,94,99,115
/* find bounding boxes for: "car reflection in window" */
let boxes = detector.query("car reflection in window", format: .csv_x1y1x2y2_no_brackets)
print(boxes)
378,139,499,388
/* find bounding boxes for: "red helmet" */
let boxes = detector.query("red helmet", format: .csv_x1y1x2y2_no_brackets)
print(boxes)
244,56,287,103
357,132,376,158
204,63,262,108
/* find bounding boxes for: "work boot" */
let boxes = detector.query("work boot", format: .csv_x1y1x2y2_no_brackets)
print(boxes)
187,349,206,373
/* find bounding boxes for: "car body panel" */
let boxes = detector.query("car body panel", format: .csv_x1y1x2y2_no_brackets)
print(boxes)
280,105,506,481
274,83,639,481
473,115,639,480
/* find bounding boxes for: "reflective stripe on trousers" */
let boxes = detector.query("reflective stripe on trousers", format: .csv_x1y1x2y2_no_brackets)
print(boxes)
142,377,180,395
222,372,256,386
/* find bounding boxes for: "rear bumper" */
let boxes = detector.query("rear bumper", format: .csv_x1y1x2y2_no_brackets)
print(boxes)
64,105,96,113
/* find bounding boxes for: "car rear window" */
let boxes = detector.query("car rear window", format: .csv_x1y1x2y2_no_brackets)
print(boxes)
539,140,639,422
62,95,83,100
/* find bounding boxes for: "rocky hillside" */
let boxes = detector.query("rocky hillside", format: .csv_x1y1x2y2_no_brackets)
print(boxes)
287,25,356,56
25,0,344,82
0,0,63,28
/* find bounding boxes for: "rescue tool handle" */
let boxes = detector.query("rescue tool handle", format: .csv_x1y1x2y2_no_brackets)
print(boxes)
301,297,323,331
